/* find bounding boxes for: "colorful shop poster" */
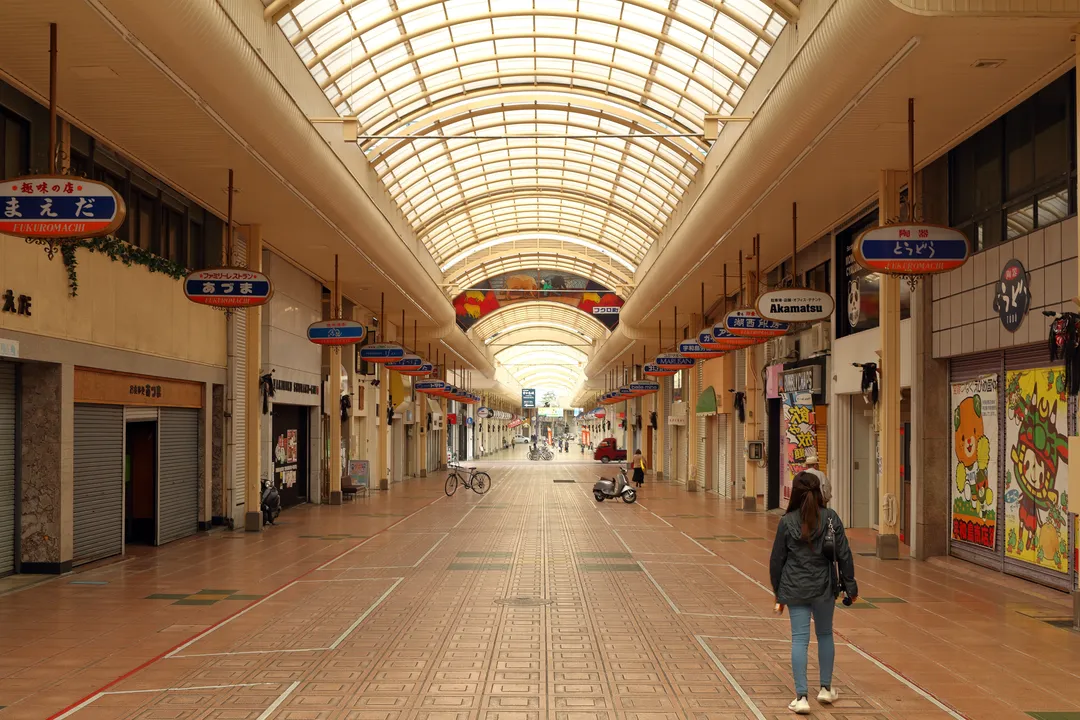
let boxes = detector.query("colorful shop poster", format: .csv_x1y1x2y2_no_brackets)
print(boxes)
951,375,998,549
1004,367,1069,573
782,392,816,504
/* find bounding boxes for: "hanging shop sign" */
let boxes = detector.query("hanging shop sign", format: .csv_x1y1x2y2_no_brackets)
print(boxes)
415,380,446,395
386,354,423,373
678,339,724,360
508,418,523,429
306,319,367,346
0,176,126,239
478,407,493,418
757,288,835,323
184,268,273,308
630,380,660,395
722,308,789,339
618,386,635,399
593,409,606,419
695,329,731,355
359,343,405,363
655,352,695,370
401,362,434,377
521,388,536,408
853,223,970,275
705,324,758,350
992,259,1031,334
643,362,676,377
779,365,822,395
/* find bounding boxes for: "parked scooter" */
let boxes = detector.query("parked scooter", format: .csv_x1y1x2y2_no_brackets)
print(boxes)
593,470,637,503
261,478,282,525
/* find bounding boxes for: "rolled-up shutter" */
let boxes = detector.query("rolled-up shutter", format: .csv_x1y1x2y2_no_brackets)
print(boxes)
695,366,706,483
158,408,199,545
230,234,248,522
663,375,673,477
716,414,729,497
0,363,15,576
73,404,123,566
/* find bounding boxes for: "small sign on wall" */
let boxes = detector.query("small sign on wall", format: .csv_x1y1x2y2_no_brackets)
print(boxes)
992,259,1030,333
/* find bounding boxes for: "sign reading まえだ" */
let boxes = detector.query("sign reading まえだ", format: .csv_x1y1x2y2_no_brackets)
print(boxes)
0,176,126,239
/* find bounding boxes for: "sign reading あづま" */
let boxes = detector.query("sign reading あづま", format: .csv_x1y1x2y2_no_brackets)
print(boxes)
0,176,126,239
185,269,273,308
307,319,367,346
950,375,998,550
757,289,834,323
854,223,969,275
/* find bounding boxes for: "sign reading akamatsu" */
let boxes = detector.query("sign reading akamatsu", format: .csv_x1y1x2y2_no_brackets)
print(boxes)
757,288,835,323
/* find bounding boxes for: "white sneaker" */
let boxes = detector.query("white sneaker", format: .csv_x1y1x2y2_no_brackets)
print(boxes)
817,686,838,704
787,696,811,714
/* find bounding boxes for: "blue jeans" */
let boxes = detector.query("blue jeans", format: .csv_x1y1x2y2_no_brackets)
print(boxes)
788,599,835,698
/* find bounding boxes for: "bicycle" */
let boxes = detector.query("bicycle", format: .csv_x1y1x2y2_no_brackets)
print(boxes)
444,463,491,496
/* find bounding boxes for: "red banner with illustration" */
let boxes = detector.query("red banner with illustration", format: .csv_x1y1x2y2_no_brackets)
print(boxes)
950,375,998,549
1004,367,1069,573
452,270,623,332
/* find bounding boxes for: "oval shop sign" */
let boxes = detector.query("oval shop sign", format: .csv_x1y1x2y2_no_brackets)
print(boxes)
0,175,126,239
359,343,406,363
722,308,789,339
757,288,835,323
185,268,273,308
854,223,969,275
307,319,367,346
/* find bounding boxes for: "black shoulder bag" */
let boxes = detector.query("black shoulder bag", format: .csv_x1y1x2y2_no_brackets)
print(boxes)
822,512,852,605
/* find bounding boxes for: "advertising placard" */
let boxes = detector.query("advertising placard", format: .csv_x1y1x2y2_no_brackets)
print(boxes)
950,375,998,550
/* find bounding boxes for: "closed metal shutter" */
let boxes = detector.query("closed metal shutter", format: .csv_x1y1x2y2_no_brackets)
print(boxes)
663,375,673,478
734,350,746,498
229,234,248,519
716,414,729,497
158,408,199,545
0,363,15,576
695,366,706,483
73,404,123,566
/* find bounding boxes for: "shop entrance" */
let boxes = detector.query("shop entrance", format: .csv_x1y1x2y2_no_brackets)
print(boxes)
272,404,308,508
125,421,157,546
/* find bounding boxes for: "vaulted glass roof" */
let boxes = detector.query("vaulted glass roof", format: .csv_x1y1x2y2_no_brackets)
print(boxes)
273,0,791,283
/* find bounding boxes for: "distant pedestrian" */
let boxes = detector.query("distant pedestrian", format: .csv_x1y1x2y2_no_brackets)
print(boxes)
803,455,831,506
769,472,857,715
629,449,645,487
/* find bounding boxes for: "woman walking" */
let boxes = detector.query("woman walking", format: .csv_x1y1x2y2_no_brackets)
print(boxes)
630,449,645,488
769,472,857,714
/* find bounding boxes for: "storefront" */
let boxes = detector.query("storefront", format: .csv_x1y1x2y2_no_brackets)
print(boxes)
668,400,687,483
72,367,204,565
0,359,15,576
262,251,323,508
777,358,829,507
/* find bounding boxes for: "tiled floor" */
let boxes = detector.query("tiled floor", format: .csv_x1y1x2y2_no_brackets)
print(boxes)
1,452,1080,719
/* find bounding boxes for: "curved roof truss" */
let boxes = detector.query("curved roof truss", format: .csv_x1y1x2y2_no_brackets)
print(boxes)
276,0,789,290
448,256,631,295
470,301,610,344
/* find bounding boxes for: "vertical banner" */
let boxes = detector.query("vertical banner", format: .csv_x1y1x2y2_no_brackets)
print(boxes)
1004,367,1069,573
950,375,998,549
782,392,816,504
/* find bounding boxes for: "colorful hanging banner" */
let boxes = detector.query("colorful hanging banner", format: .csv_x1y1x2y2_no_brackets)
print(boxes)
950,374,999,550
0,175,126,239
1003,367,1069,573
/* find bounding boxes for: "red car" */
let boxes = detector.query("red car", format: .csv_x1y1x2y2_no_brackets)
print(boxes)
593,438,627,464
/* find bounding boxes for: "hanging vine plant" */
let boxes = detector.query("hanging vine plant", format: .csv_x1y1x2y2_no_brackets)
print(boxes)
60,235,188,297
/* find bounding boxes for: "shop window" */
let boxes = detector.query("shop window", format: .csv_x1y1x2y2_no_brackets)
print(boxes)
949,69,1076,251
805,260,830,294
0,109,29,179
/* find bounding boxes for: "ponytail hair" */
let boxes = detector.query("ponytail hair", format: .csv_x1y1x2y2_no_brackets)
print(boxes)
786,471,824,543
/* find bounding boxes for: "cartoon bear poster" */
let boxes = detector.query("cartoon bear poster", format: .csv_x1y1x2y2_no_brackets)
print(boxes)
1004,367,1069,573
950,375,998,549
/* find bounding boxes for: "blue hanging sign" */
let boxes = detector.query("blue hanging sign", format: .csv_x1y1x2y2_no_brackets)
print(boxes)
359,343,405,363
0,175,126,239
854,223,970,275
655,352,695,369
678,339,724,359
522,388,536,408
722,308,789,339
405,362,434,377
415,380,446,394
307,319,367,346
630,380,660,395
643,362,676,377
705,323,757,350
386,354,423,372
184,268,273,308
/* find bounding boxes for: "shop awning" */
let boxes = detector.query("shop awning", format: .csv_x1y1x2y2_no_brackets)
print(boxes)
394,399,416,424
426,397,442,419
696,386,718,415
